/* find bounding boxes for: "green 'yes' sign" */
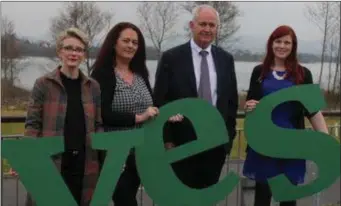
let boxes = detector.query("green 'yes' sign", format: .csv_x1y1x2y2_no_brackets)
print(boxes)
2,84,340,206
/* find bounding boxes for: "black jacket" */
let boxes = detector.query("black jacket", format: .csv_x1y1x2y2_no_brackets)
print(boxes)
91,66,154,129
153,41,238,154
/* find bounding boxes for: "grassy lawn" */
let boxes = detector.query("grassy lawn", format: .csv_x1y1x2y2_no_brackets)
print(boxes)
1,108,27,116
1,110,340,174
1,122,25,135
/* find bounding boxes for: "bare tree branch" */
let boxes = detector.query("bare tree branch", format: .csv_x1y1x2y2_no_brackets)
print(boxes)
331,2,341,98
137,2,180,58
182,1,241,49
49,2,114,75
305,2,334,84
1,16,22,85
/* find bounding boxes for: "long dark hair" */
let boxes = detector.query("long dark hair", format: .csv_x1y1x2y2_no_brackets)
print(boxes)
91,22,149,79
261,25,304,84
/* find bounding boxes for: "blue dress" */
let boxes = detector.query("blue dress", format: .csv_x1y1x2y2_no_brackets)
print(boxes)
242,70,306,184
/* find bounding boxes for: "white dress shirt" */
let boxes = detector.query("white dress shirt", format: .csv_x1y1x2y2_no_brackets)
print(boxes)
190,39,217,106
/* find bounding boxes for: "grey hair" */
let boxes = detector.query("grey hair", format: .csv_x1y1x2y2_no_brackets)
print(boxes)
192,4,220,25
56,27,89,51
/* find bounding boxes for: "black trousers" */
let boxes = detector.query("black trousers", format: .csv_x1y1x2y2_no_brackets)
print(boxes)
113,154,141,206
99,152,140,206
254,182,296,206
61,149,85,205
171,145,227,189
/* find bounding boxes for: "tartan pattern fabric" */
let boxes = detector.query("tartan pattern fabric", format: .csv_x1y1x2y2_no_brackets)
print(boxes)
24,67,103,206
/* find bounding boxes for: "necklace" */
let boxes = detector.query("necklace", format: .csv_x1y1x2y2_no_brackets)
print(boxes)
272,70,286,80
114,66,130,77
114,67,134,85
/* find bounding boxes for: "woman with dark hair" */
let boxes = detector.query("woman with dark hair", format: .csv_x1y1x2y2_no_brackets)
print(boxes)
242,25,329,206
90,22,158,206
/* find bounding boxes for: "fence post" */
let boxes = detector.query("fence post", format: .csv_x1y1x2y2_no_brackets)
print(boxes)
335,123,339,137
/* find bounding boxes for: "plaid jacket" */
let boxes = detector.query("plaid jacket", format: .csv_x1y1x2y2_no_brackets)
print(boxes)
24,67,103,205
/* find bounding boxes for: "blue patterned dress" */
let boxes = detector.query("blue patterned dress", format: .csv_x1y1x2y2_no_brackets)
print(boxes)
242,70,306,184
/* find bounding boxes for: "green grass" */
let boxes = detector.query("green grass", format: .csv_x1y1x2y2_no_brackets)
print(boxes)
1,108,27,116
1,111,340,174
1,123,25,135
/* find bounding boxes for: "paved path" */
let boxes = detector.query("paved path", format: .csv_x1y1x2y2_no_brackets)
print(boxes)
2,160,340,206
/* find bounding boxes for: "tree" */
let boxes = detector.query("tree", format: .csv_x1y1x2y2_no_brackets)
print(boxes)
50,2,113,75
182,1,241,49
331,2,341,98
305,2,334,85
327,40,333,93
137,2,180,58
1,16,22,85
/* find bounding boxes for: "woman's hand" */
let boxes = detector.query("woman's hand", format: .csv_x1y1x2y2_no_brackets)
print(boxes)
136,106,159,123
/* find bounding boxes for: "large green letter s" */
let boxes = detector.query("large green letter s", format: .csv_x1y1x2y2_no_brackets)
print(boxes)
245,84,340,201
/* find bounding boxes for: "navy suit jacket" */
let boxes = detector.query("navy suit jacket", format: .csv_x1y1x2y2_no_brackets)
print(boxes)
153,41,238,154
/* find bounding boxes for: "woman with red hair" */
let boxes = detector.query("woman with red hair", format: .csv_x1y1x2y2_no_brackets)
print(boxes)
242,25,329,206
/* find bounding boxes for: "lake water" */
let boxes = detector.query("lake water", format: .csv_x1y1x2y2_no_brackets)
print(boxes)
14,57,337,92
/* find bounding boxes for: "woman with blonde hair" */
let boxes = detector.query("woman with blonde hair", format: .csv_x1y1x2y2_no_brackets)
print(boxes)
25,27,103,205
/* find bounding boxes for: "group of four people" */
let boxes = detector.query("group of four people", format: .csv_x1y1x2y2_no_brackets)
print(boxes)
24,4,329,206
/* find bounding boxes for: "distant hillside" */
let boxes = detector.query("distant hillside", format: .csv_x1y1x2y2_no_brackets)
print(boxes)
156,34,324,55
233,35,323,55
18,39,160,60
16,37,333,63
232,49,324,63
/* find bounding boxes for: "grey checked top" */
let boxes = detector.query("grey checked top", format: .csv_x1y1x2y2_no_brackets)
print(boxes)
109,71,153,131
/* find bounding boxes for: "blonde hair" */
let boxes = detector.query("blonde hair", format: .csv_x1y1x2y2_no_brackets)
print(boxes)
56,27,89,51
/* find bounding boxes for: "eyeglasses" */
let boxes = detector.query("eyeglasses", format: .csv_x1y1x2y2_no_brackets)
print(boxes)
62,45,86,53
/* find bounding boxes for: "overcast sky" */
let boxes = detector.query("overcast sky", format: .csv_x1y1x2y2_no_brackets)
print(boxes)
1,1,323,45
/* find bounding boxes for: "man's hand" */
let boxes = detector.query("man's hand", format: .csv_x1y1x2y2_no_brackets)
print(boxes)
168,114,184,123
165,142,175,150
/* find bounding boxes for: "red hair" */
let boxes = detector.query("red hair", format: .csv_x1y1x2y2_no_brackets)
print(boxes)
261,25,304,84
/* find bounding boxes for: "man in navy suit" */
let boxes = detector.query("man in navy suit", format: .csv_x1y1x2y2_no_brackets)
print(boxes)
153,4,238,188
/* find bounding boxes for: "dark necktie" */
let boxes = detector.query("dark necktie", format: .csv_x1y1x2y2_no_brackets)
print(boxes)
198,50,212,104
